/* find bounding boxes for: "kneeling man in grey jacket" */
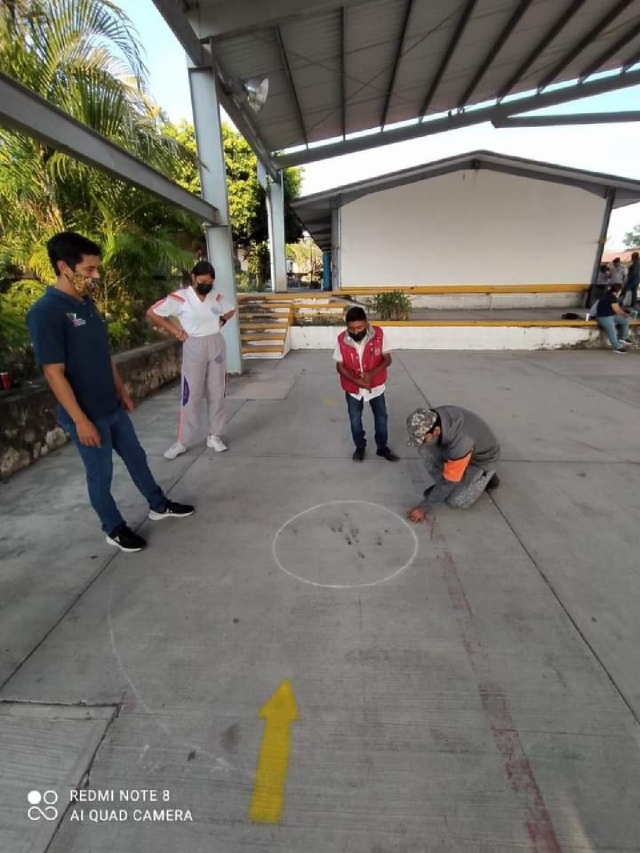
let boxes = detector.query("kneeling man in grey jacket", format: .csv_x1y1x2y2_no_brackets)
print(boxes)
406,406,500,523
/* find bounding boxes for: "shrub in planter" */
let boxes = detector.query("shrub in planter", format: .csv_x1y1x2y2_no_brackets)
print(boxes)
368,290,412,320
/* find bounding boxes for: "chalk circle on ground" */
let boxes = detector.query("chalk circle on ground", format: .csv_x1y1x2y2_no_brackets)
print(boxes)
272,500,419,589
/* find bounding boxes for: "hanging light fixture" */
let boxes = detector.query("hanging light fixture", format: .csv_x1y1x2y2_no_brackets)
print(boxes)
225,76,269,113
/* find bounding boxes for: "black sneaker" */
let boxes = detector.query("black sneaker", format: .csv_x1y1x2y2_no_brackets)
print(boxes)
148,499,195,521
352,447,366,462
106,524,147,553
486,472,500,490
376,447,399,462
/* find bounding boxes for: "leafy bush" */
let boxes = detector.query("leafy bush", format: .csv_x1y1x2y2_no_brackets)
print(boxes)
0,280,46,382
368,290,412,320
235,271,260,293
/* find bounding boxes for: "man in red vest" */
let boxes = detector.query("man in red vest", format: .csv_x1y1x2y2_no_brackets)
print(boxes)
333,306,399,462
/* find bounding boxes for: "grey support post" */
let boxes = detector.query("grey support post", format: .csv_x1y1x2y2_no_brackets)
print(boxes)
188,62,243,373
331,204,341,291
267,172,288,292
587,187,616,308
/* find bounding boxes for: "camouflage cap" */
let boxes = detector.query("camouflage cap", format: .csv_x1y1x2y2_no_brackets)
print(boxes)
406,408,439,447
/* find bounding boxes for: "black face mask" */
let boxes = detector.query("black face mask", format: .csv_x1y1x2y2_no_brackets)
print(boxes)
195,283,213,296
349,329,367,342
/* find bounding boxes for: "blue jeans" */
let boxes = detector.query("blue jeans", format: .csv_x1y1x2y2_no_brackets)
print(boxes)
345,392,388,450
597,315,629,349
60,407,166,535
621,282,638,309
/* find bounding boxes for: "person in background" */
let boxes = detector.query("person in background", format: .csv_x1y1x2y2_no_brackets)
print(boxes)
610,257,627,288
26,232,194,553
406,406,500,523
595,282,632,354
147,261,235,459
333,305,398,462
596,263,610,289
621,252,639,310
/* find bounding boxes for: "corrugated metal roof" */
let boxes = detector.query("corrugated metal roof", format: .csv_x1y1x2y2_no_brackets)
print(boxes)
154,0,640,161
291,150,640,250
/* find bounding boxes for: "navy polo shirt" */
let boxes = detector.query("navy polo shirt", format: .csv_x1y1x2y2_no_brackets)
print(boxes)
26,287,119,422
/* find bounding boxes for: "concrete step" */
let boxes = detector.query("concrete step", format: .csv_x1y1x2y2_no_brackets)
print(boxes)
242,344,285,355
241,331,287,341
239,308,290,317
241,321,289,330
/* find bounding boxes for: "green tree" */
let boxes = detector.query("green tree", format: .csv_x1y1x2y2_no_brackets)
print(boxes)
0,0,201,374
0,0,305,382
623,226,640,249
287,237,323,283
162,120,303,248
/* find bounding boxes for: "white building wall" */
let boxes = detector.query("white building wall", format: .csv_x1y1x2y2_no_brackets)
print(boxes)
339,169,606,287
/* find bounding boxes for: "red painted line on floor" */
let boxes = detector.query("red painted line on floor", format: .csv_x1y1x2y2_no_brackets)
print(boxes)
428,518,562,853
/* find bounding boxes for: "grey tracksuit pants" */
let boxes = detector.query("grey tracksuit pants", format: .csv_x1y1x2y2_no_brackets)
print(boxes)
419,445,497,510
177,334,226,446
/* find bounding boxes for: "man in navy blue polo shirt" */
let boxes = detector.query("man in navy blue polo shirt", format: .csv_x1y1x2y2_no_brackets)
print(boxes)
26,232,195,552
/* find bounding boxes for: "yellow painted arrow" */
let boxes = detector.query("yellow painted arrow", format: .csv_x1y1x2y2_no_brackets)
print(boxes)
249,680,298,824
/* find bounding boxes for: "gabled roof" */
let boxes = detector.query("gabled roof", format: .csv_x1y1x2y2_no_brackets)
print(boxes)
291,150,640,250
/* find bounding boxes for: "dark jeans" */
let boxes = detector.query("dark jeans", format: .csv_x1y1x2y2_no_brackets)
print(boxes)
345,392,388,450
621,281,638,309
60,407,166,535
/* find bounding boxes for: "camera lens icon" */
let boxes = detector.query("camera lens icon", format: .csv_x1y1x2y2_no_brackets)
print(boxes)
27,790,59,821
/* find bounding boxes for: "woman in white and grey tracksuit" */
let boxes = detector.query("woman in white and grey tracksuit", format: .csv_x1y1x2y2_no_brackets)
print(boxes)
147,261,235,459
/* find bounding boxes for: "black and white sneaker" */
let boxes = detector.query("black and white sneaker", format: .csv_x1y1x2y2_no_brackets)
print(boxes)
148,499,195,521
106,524,147,553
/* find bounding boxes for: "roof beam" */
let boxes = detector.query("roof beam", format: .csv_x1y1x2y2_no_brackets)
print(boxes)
275,66,640,167
182,0,363,40
381,0,415,128
204,40,279,181
580,18,640,79
275,26,308,147
623,43,640,69
340,6,347,138
497,0,588,100
420,0,479,117
458,0,534,108
538,0,635,91
149,1,279,177
150,0,205,65
0,71,219,224
493,110,640,127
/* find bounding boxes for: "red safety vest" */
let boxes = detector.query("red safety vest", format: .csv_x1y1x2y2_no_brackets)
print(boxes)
337,326,387,394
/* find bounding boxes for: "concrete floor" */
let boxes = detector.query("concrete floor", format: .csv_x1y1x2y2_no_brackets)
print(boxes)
1,350,640,852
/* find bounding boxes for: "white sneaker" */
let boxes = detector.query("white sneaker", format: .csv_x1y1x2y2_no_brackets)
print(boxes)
207,435,227,452
164,441,187,459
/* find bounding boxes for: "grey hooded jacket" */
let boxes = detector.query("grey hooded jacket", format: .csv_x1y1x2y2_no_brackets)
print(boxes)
418,406,500,508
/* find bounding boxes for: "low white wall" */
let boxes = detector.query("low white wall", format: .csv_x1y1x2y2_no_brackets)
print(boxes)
290,325,598,351
406,292,583,310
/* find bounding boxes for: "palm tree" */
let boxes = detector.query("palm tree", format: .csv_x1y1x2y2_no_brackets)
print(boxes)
0,0,201,359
